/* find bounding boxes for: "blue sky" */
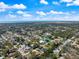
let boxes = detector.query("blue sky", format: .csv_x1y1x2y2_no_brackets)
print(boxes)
0,0,79,22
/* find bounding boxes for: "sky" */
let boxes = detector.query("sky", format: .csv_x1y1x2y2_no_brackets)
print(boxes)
0,0,79,22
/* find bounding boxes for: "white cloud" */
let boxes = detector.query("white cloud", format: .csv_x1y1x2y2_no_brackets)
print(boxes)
67,3,73,6
73,0,79,5
60,0,73,2
7,14,16,18
17,10,32,17
67,0,79,6
3,12,32,22
52,1,60,5
0,2,26,12
1,12,79,21
30,15,79,21
0,2,8,9
23,14,32,17
36,11,46,16
36,10,70,16
40,0,48,5
17,10,24,14
60,0,79,6
12,4,26,9
47,10,64,14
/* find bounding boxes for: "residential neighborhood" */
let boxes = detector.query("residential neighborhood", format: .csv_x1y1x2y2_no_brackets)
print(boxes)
0,22,79,59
